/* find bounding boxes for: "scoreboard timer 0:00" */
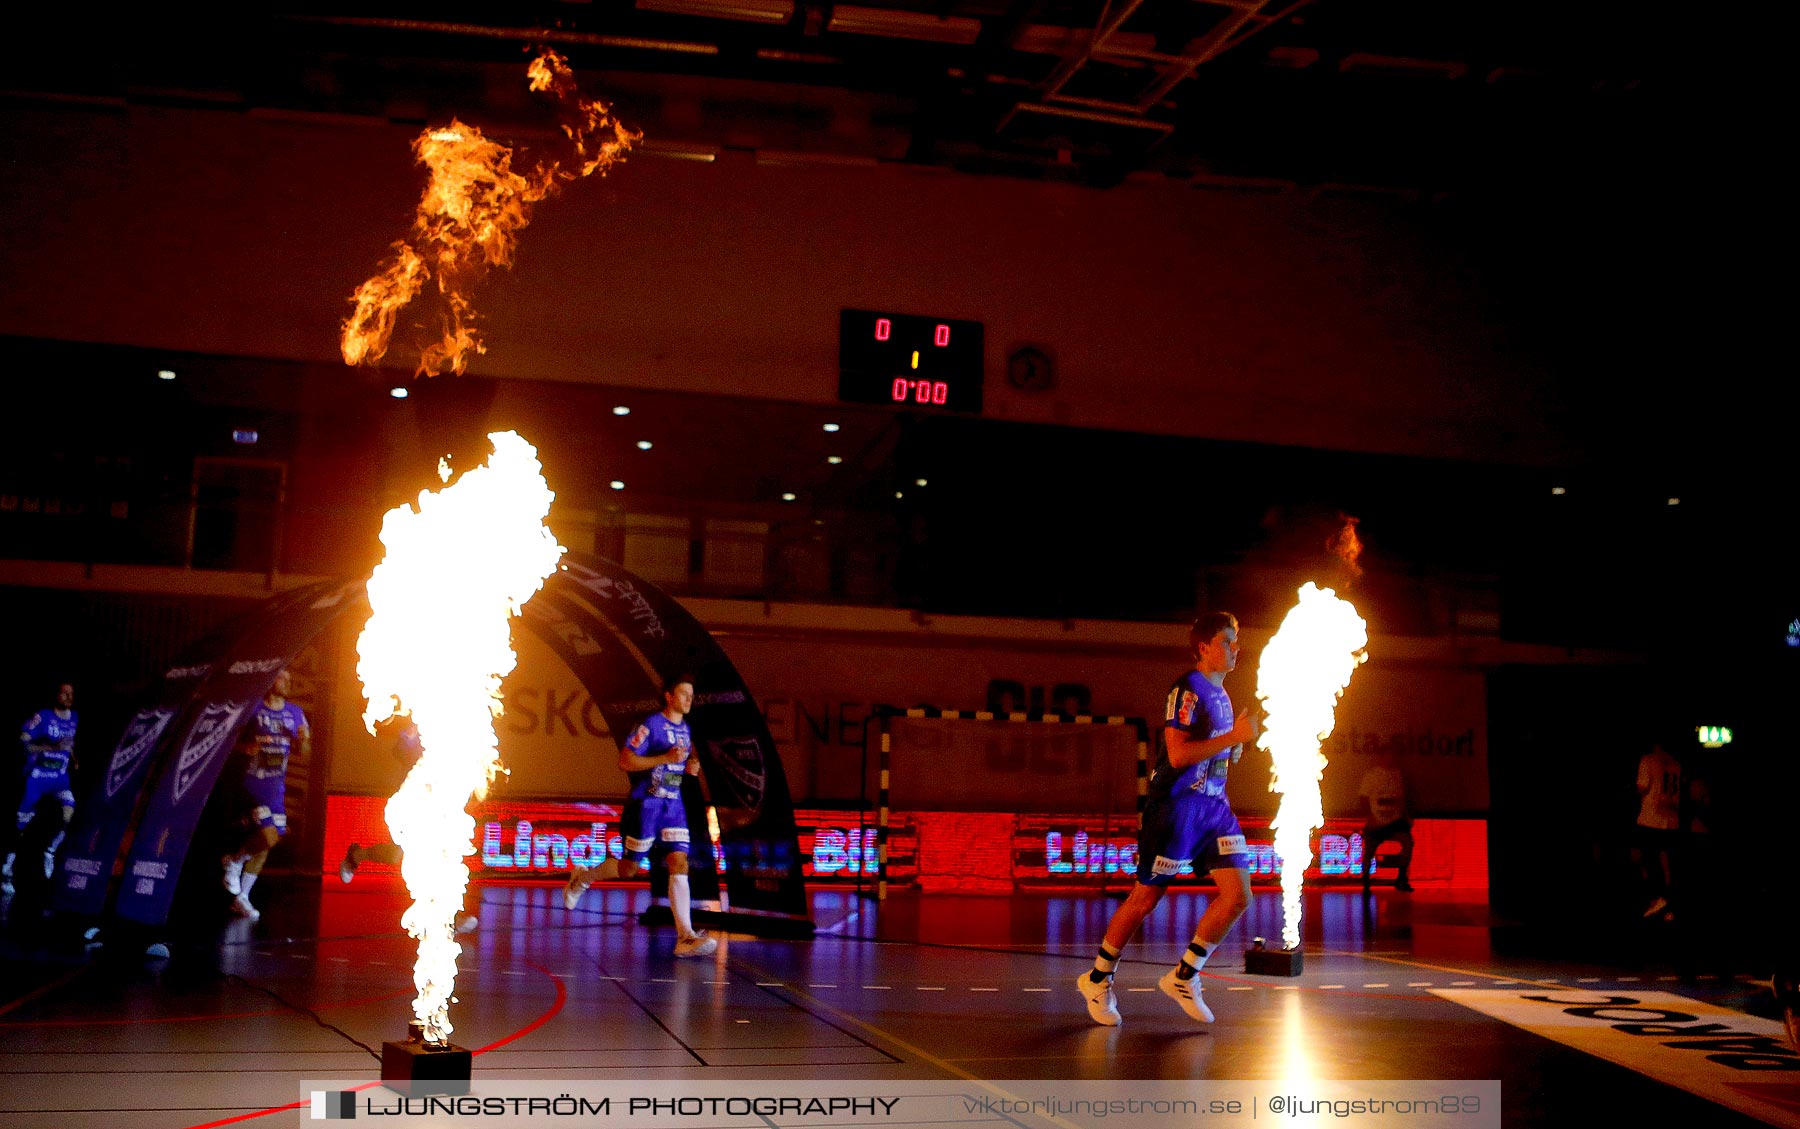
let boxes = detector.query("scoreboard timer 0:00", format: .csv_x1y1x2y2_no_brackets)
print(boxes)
838,309,983,413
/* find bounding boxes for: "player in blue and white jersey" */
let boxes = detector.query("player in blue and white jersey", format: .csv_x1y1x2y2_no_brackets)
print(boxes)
564,674,716,957
220,668,310,920
1076,612,1260,1027
3,682,78,895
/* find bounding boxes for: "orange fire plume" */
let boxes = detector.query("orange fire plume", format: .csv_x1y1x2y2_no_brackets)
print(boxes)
341,49,639,376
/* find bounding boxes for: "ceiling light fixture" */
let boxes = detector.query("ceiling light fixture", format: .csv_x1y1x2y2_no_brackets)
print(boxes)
826,4,980,45
613,406,631,416
637,441,653,450
610,481,626,490
635,0,794,25
389,387,409,399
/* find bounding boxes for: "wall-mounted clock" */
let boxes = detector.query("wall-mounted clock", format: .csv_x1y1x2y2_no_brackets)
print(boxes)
1006,346,1053,392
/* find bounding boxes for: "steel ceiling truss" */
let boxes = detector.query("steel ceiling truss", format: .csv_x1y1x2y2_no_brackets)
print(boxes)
1000,0,1316,136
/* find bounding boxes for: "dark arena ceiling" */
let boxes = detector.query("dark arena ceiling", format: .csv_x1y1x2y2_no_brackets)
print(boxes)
1,2,1732,194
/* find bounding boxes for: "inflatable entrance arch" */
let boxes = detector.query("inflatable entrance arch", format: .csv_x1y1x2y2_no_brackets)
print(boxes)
51,553,811,933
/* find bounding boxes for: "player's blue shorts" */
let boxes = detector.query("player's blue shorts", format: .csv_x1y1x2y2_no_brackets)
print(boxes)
621,795,691,863
17,769,74,827
235,774,288,838
1136,794,1247,884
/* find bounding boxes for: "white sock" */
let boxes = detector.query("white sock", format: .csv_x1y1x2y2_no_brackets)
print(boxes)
239,872,258,897
669,872,694,936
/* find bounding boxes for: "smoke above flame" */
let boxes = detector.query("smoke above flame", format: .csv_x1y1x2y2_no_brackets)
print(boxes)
357,431,566,1043
341,50,639,376
1255,582,1368,950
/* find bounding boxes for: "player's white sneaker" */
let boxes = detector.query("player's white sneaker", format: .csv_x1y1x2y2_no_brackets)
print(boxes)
455,914,479,935
222,855,245,896
562,871,590,911
1076,972,1122,1027
1158,967,1214,1023
339,844,360,884
673,932,718,958
230,894,261,921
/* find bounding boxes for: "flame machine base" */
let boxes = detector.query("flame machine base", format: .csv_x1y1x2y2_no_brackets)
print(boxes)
1243,938,1304,977
382,1023,471,1096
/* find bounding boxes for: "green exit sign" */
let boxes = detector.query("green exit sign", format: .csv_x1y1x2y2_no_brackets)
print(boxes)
1696,725,1733,747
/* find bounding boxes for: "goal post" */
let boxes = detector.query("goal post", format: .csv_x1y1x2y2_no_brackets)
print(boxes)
871,707,1149,899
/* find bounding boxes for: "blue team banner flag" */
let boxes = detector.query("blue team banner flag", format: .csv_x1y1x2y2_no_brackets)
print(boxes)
52,661,210,918
51,585,331,920
112,581,360,927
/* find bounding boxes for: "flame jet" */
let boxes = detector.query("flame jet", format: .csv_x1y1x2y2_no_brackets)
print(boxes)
1255,582,1368,950
357,431,565,1043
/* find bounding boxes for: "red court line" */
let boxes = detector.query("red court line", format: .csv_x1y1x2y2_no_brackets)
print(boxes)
178,963,566,1129
472,959,567,1054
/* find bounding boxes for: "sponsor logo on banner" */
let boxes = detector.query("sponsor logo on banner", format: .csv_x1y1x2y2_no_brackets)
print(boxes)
1216,834,1247,854
173,702,249,803
522,599,606,655
106,708,176,798
564,566,667,639
707,736,768,814
551,618,603,655
1435,989,1800,1128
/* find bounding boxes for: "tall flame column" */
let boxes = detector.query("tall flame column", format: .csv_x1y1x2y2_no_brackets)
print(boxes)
357,431,565,1044
1255,583,1368,951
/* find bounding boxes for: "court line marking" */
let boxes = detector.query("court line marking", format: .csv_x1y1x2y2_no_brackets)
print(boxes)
721,958,1085,1129
1359,951,1573,993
